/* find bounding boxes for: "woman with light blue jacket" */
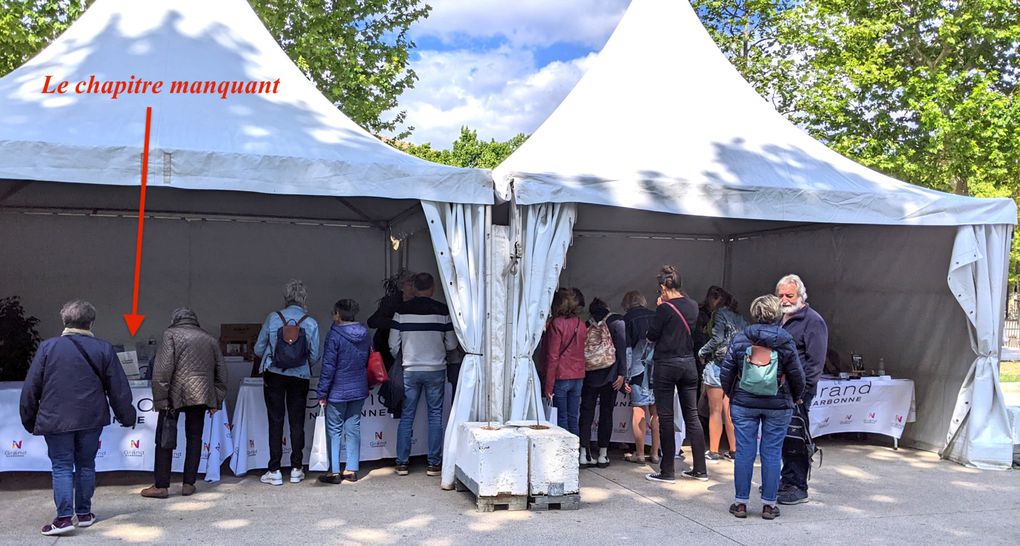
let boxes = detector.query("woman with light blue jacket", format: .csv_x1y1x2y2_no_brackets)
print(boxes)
697,286,746,462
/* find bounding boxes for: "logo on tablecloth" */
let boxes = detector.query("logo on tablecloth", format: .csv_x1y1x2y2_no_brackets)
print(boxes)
370,431,386,448
247,439,257,457
616,420,629,434
864,412,878,424
817,417,831,429
840,414,853,424
200,442,211,460
893,415,905,429
4,440,26,458
95,440,107,459
122,438,144,457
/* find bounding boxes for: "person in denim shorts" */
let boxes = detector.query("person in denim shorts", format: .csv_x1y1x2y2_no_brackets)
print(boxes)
697,286,747,462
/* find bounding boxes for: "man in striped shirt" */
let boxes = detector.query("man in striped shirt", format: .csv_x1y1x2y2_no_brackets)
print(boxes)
389,272,458,476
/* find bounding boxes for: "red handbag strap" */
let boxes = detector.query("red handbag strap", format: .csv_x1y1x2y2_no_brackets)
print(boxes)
663,301,692,336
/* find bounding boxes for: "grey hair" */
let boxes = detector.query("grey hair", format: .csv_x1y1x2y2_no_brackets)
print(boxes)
776,274,808,301
750,295,782,324
284,279,308,308
60,300,96,328
170,307,199,325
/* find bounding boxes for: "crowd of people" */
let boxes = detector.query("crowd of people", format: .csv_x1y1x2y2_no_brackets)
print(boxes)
17,265,827,534
541,266,828,520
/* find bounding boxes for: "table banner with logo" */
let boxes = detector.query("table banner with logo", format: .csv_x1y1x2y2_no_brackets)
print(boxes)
810,377,916,440
1,381,232,481
588,391,686,446
229,378,451,475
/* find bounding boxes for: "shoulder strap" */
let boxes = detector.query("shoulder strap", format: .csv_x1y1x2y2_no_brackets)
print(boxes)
296,314,309,326
276,311,287,324
663,301,692,336
558,317,581,358
66,336,106,388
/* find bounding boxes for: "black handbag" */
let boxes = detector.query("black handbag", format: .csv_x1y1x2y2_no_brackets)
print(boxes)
159,410,179,451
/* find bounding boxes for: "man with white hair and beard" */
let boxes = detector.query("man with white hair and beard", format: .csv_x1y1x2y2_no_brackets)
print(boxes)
775,274,828,505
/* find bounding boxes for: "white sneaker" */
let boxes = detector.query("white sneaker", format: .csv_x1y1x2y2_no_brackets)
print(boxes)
260,470,283,486
290,468,305,483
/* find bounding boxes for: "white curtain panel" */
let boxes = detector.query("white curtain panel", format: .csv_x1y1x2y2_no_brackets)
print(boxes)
942,224,1015,469
421,201,488,488
507,203,577,421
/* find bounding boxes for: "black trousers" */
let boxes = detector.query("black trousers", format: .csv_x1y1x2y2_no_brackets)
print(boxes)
781,393,814,491
579,382,616,451
264,371,311,471
653,357,706,477
153,405,206,488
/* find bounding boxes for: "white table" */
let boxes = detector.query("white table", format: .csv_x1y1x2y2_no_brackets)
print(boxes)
810,377,916,448
229,378,450,474
0,381,232,481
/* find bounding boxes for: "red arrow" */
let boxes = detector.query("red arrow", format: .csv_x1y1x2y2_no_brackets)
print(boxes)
123,106,152,336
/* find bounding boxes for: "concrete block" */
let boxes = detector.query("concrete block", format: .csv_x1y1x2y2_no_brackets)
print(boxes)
515,424,580,496
455,422,529,497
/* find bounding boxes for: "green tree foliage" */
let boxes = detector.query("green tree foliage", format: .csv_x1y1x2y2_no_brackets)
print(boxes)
251,0,430,138
695,0,1020,273
693,0,804,114
0,0,90,75
0,0,430,138
401,127,529,169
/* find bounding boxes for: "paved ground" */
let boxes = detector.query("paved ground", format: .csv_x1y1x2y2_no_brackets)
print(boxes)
1,437,1018,545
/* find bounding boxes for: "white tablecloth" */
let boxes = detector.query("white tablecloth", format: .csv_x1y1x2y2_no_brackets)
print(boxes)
810,377,916,440
0,381,232,481
588,391,686,445
230,378,450,475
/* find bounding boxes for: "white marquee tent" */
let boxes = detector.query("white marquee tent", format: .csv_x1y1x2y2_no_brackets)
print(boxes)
0,0,494,484
493,0,1017,468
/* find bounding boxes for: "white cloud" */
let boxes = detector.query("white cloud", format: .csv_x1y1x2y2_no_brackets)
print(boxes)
414,0,630,48
394,47,597,146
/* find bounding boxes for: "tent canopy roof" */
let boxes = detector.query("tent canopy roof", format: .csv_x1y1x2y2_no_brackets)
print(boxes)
493,0,1015,227
0,0,492,204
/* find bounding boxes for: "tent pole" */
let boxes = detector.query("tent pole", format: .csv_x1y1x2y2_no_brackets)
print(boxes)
484,205,494,424
722,237,732,289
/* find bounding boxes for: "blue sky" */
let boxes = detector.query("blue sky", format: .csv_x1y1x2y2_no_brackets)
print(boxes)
390,0,633,147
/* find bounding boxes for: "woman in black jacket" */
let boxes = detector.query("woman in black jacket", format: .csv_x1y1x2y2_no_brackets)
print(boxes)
719,295,805,521
20,300,136,536
644,265,706,483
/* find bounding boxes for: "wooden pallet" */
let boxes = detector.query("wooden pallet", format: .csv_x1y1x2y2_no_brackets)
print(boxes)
528,493,581,511
454,467,528,513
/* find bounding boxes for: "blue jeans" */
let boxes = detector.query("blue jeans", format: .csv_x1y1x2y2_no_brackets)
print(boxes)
44,428,102,518
326,399,365,473
553,378,583,437
730,404,792,505
397,370,446,466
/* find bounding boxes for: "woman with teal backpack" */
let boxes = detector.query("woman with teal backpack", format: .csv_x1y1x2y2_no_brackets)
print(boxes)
719,295,805,521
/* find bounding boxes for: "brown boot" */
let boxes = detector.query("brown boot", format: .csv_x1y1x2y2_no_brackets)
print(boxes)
181,484,196,496
140,486,168,499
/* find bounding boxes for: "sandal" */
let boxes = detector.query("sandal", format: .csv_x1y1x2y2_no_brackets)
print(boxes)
649,455,661,465
623,453,646,464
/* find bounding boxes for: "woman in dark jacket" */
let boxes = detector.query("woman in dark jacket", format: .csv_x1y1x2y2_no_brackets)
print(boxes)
142,308,227,499
645,265,706,483
578,298,626,468
719,295,805,521
317,299,371,484
544,288,587,438
20,300,136,536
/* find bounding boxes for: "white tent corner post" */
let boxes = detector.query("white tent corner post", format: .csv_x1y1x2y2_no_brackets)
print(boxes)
941,224,1015,469
507,202,577,421
421,201,490,488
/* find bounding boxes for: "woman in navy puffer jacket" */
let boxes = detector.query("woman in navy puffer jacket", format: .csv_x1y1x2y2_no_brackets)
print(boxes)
719,295,805,521
316,299,371,484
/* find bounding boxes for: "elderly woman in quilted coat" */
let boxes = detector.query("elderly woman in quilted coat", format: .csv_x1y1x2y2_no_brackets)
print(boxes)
141,308,226,499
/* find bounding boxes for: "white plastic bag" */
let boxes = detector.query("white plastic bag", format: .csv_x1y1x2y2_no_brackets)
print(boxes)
308,410,329,472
